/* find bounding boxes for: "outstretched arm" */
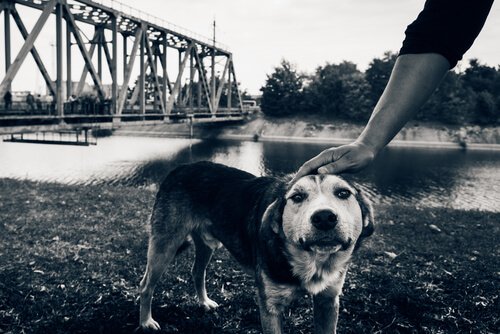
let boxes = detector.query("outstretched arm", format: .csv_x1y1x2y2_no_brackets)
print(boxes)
294,53,449,179
356,53,449,156
293,0,493,180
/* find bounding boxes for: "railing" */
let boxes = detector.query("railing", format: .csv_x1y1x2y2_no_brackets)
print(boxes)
88,0,229,51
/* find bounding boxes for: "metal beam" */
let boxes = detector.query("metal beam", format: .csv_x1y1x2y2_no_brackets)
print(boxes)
161,35,168,112
111,15,118,116
117,27,143,115
139,24,145,115
64,4,105,100
4,5,11,92
144,34,166,114
157,42,172,94
230,61,244,112
228,58,232,111
189,49,194,112
177,49,184,106
123,34,128,80
76,30,99,96
66,18,72,99
166,43,193,114
214,56,230,113
193,51,213,113
0,0,57,98
129,60,149,106
211,47,216,113
97,28,103,80
10,8,56,96
56,3,63,116
101,32,113,75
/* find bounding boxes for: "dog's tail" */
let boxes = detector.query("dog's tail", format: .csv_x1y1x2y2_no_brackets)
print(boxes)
175,235,192,256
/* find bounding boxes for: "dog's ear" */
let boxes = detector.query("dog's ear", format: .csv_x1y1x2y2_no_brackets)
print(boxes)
355,188,375,239
262,197,285,234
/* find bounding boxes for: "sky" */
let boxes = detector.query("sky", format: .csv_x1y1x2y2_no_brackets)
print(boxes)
1,0,499,95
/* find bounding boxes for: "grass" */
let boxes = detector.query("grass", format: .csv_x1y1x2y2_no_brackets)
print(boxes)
0,179,498,333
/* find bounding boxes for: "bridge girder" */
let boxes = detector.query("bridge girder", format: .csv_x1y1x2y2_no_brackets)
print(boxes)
0,0,244,122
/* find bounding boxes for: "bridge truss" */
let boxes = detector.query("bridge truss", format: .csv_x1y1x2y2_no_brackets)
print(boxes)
0,0,244,125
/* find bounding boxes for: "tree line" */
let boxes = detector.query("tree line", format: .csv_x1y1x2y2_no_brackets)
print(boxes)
260,52,500,125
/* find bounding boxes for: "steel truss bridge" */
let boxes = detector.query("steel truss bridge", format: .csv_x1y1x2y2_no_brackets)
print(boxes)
0,0,244,129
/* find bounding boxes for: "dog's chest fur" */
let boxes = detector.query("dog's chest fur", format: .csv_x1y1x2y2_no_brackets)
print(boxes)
286,244,349,294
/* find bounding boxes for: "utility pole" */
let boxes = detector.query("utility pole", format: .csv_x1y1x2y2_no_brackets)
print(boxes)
211,18,216,115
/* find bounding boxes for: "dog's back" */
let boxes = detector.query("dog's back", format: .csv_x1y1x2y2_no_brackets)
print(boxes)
151,161,283,267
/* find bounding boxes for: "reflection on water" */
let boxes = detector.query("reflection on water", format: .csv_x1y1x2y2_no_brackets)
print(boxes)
0,136,499,212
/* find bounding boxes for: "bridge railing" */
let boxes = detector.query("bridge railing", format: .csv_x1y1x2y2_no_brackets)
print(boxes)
88,0,229,52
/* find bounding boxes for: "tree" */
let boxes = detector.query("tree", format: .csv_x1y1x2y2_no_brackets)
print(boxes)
462,59,499,93
303,61,371,120
420,71,475,124
474,91,498,124
365,51,397,103
461,59,500,124
260,60,303,116
342,74,373,121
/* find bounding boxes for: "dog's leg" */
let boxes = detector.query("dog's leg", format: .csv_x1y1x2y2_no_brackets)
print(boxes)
256,293,283,334
312,289,340,334
139,236,181,331
191,233,219,310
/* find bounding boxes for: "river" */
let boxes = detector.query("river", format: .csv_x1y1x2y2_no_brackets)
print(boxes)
0,136,499,212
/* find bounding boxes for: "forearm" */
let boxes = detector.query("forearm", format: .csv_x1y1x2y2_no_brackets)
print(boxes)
357,53,450,153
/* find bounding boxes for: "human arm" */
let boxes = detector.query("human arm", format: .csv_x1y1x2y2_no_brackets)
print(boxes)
293,0,494,179
293,53,449,179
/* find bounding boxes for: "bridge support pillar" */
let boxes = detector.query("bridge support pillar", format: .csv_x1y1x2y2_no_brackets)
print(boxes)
111,15,118,117
66,19,72,100
4,4,11,92
56,2,63,118
139,24,145,116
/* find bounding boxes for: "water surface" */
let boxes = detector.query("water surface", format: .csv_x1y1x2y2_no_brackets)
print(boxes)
0,136,498,212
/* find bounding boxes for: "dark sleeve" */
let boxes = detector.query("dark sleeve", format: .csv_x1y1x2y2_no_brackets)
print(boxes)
399,0,494,68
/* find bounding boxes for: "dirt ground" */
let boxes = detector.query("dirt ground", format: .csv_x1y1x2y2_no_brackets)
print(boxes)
0,179,498,333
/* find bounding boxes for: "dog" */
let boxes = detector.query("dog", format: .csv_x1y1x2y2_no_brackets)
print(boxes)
139,161,374,333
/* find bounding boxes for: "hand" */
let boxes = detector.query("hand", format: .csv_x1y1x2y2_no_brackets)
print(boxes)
292,142,376,181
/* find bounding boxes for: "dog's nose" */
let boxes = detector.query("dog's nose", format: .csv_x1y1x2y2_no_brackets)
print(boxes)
311,210,338,230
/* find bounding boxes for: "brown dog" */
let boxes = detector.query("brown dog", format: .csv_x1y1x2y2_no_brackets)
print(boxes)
139,161,374,333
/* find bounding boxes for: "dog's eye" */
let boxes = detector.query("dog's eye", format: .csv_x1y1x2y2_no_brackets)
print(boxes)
335,189,351,199
290,193,306,203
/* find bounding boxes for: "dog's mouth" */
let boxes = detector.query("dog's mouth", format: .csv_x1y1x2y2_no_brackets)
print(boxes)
298,237,351,254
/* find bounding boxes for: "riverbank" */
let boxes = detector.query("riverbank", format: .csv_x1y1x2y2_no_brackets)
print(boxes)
1,179,498,333
114,114,500,150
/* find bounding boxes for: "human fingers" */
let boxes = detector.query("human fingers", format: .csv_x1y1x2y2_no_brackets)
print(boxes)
292,149,336,183
317,143,374,174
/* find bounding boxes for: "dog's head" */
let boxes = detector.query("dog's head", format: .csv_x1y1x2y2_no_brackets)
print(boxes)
263,174,374,256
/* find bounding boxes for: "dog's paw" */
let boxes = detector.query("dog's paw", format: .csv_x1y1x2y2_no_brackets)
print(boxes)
140,318,161,331
201,298,219,311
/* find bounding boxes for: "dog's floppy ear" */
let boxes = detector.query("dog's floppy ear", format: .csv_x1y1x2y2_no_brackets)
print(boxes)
355,188,375,239
262,197,285,234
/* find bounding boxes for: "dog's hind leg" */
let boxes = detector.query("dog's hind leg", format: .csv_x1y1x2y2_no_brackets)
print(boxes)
191,232,220,310
139,234,185,331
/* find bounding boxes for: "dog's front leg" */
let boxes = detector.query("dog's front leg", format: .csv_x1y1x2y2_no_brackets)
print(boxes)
256,293,283,334
313,289,340,334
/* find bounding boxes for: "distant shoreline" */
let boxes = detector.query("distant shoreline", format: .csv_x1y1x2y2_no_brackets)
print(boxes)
114,115,500,151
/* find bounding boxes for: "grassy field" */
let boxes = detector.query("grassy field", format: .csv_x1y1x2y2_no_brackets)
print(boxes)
0,179,498,334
